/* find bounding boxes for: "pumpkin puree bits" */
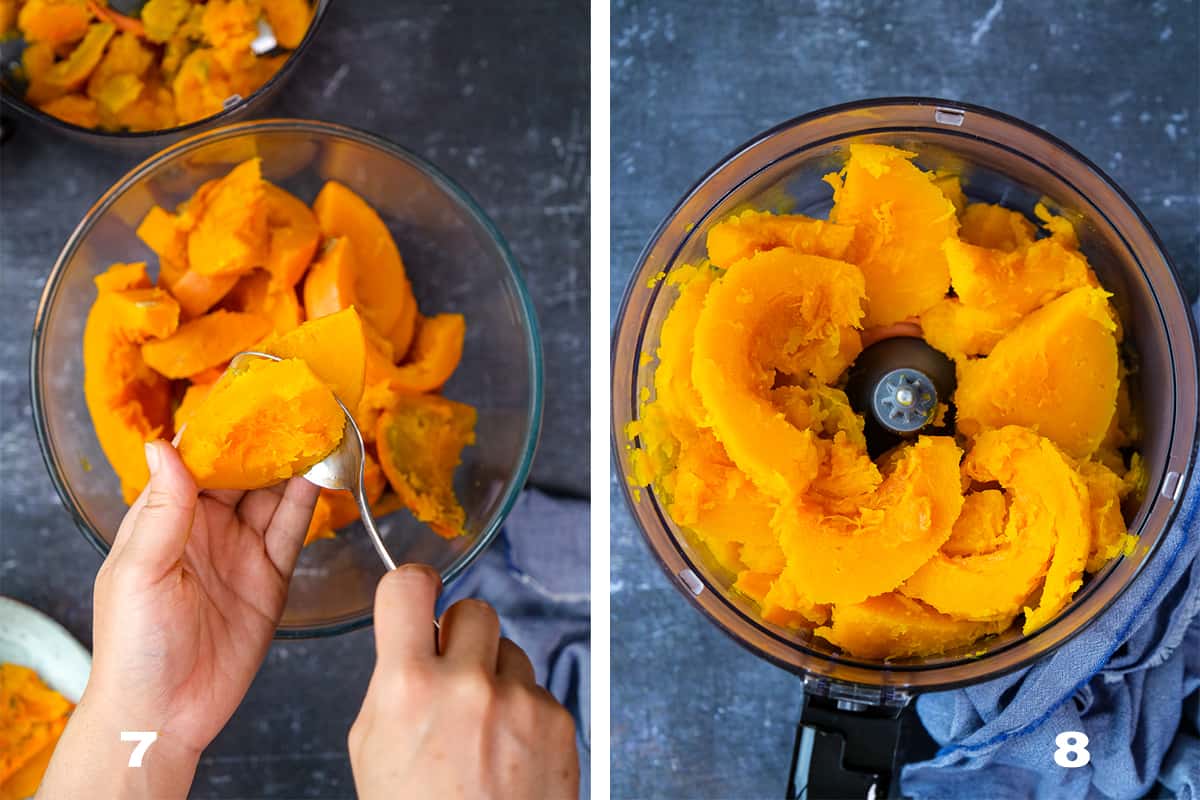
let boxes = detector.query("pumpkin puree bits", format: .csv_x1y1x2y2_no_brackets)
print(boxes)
0,663,73,798
631,143,1141,659
83,161,477,543
7,0,314,131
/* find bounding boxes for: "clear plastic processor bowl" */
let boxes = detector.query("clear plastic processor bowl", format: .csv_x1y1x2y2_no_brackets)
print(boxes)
611,98,1198,695
33,119,542,637
0,0,330,150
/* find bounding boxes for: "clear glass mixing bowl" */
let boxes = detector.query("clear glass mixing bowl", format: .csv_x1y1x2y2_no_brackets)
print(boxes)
612,98,1198,694
0,0,330,151
33,119,543,637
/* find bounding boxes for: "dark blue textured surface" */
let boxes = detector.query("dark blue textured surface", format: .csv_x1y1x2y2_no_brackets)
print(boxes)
610,1,1199,798
0,2,587,797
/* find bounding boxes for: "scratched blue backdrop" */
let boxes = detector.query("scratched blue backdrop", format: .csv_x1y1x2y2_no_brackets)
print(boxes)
610,1,1199,797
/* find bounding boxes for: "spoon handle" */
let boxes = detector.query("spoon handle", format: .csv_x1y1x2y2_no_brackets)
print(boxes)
354,484,398,571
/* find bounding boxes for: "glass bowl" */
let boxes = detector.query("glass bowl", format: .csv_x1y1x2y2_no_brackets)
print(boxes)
0,0,330,151
612,97,1198,694
33,119,543,637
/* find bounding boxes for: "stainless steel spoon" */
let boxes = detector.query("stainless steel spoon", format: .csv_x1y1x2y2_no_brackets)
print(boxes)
229,350,397,570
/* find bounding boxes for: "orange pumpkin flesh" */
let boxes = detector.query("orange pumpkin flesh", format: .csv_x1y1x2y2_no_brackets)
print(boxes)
0,663,74,792
141,309,272,379
260,306,366,409
21,0,311,132
827,144,959,327
264,183,320,289
390,314,466,392
312,181,419,355
222,270,302,336
631,143,1138,659
705,209,856,267
84,264,181,502
955,287,1118,460
186,159,269,277
376,395,476,538
84,161,475,545
302,237,357,320
178,357,344,491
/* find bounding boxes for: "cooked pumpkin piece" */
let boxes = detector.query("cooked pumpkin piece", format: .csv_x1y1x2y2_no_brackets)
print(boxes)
377,395,476,538
313,181,419,356
84,264,181,501
141,309,272,379
260,306,366,408
826,143,960,327
955,287,1119,460
178,357,344,490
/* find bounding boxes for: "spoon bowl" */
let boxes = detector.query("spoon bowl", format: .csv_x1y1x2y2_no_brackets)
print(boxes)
228,351,398,571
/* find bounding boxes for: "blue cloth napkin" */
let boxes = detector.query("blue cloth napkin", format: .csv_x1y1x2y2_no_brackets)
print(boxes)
902,300,1200,800
440,489,591,799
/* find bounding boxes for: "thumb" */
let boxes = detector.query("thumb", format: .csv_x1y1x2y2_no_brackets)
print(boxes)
116,440,199,577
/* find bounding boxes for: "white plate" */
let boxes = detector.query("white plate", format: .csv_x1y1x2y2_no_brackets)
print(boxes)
0,596,91,702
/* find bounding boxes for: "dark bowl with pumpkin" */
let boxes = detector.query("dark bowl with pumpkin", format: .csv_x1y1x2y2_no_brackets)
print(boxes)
31,119,543,636
0,0,330,151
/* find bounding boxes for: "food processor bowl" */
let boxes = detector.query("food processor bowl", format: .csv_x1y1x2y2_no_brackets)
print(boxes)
33,119,543,637
612,97,1198,793
0,0,331,151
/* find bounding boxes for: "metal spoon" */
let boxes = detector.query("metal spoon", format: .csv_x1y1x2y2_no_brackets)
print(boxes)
229,350,397,570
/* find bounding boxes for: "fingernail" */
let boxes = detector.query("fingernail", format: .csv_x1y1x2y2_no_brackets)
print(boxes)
144,442,161,474
397,563,440,581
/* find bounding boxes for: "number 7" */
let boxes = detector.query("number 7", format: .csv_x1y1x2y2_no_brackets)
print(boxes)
120,731,158,768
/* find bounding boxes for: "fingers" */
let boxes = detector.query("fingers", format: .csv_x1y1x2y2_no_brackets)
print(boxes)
111,441,198,579
439,598,501,670
262,477,321,577
373,564,442,665
496,638,537,686
236,482,288,533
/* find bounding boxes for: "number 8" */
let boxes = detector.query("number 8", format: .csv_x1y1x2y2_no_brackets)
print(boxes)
1054,731,1091,768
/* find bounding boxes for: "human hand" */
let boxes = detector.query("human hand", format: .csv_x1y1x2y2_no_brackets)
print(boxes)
349,566,580,800
39,439,319,798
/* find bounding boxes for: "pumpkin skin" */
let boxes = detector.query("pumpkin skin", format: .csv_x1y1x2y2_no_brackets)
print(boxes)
376,395,477,538
177,357,344,491
312,181,419,358
83,263,181,502
172,379,213,432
